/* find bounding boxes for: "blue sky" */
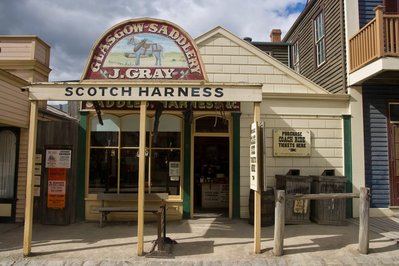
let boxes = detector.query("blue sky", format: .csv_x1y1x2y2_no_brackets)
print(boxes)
0,0,307,81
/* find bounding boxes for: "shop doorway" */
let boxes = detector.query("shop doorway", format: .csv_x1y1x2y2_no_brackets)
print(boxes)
194,136,229,217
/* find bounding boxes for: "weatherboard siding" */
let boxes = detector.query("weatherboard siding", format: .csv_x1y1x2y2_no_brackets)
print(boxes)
363,85,399,208
358,0,383,28
284,0,346,94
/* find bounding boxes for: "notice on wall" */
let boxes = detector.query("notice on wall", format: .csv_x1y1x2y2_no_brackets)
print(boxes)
45,149,71,169
47,168,67,209
273,130,311,157
169,162,180,178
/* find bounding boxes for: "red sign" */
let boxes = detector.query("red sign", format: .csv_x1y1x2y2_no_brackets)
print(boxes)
83,19,206,81
47,168,67,209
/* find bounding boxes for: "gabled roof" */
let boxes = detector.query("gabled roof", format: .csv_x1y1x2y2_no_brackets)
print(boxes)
195,26,332,95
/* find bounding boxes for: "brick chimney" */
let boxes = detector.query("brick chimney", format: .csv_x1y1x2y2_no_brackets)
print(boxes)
270,29,282,42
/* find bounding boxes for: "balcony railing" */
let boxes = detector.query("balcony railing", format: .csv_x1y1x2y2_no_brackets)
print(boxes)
349,6,399,72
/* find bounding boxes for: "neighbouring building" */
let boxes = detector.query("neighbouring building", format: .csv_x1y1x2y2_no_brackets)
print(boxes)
0,36,79,224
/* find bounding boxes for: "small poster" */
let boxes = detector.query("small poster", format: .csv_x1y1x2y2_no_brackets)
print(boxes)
47,168,67,209
45,149,71,168
169,162,180,177
34,165,42,175
35,154,42,164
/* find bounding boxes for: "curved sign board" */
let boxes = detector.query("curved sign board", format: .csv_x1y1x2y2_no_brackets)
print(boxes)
83,18,206,81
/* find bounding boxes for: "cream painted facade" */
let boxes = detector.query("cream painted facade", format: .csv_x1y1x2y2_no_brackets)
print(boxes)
196,27,349,218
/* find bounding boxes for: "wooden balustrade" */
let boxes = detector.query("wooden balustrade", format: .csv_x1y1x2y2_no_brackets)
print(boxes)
349,6,399,72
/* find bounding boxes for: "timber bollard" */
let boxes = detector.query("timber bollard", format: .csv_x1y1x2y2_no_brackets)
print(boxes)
358,187,370,254
273,190,285,256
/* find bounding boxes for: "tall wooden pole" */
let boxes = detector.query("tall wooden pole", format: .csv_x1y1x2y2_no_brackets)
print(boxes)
358,187,370,254
23,101,38,256
137,101,147,256
253,102,261,254
273,190,285,256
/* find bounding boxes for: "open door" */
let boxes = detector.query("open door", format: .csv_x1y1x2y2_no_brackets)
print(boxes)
194,136,229,217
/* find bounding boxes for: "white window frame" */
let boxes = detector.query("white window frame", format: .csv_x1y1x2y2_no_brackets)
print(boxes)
314,11,325,67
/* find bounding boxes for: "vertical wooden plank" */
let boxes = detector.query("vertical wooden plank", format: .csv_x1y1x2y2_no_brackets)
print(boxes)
374,6,384,58
253,102,261,254
358,187,370,254
137,101,147,256
23,101,38,256
273,190,285,256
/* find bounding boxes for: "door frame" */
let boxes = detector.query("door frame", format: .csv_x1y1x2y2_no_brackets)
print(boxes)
190,115,233,218
388,122,399,206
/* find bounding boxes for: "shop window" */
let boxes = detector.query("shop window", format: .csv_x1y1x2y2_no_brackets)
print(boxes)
151,115,181,195
89,113,181,195
89,114,120,193
195,116,229,133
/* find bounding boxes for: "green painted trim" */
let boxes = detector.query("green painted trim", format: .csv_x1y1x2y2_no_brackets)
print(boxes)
343,114,353,218
76,111,88,221
182,119,192,219
232,112,241,218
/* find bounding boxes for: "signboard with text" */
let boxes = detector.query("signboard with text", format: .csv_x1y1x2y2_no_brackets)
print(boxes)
250,122,262,191
273,129,311,157
83,19,206,81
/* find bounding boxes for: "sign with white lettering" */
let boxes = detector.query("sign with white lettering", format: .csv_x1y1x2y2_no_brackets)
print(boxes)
83,18,206,81
27,83,262,102
273,129,311,157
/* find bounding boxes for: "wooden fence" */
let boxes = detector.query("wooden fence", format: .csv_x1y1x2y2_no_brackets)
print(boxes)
273,187,370,256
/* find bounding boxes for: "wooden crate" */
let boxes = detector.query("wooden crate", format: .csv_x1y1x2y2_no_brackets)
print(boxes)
311,175,347,225
275,174,312,224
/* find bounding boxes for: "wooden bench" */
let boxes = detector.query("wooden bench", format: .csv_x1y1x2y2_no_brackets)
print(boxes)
93,193,168,227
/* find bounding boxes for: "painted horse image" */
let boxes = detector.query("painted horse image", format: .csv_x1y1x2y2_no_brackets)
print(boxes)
126,36,163,66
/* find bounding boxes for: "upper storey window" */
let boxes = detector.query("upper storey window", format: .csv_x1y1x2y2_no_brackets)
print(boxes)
292,41,300,72
314,11,325,67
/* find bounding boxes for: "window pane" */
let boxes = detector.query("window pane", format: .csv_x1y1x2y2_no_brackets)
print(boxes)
89,148,118,193
91,114,120,132
390,104,399,122
120,149,139,193
91,132,118,146
0,130,17,198
151,150,180,195
152,132,181,148
196,116,229,132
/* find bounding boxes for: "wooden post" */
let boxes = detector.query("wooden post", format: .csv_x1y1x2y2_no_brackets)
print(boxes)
137,101,147,256
358,187,370,254
374,5,385,58
23,101,38,256
273,190,285,256
253,102,261,254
